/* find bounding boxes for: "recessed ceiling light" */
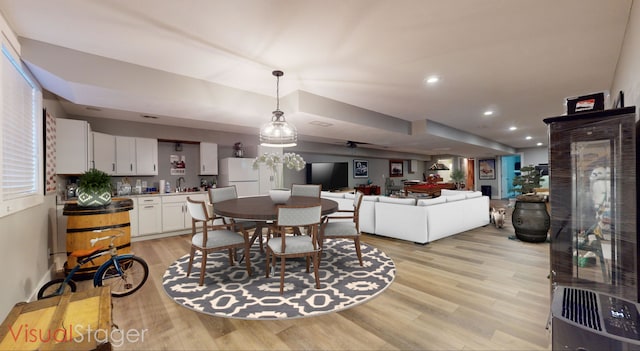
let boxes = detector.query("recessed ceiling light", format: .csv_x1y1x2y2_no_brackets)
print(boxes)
509,126,517,131
142,115,159,119
525,136,532,140
425,76,439,84
536,142,543,146
483,110,493,116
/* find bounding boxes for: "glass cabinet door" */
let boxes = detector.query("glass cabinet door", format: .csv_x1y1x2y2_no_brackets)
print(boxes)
545,107,638,302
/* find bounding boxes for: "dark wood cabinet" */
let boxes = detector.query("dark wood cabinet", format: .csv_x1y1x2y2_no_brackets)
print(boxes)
544,106,639,302
355,185,380,195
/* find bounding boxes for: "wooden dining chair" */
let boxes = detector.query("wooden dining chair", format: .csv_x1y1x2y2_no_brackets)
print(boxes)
319,191,364,266
209,185,264,252
185,197,252,286
291,184,321,198
289,184,321,235
266,204,322,294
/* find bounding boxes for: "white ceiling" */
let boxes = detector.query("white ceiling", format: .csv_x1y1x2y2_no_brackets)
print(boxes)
0,0,632,158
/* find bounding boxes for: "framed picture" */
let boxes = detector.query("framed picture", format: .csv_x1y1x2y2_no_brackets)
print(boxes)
353,159,368,178
479,159,496,180
389,160,403,177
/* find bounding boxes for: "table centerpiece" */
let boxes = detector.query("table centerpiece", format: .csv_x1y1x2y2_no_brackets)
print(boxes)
253,152,305,203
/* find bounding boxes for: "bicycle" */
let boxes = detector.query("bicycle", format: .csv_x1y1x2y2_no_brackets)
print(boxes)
37,229,149,299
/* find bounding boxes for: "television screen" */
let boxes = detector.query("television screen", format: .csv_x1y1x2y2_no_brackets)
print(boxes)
305,162,349,191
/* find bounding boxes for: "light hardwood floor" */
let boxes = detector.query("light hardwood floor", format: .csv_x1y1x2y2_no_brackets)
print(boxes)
110,203,552,350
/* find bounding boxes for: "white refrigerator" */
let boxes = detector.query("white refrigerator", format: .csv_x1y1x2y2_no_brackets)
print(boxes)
218,158,259,197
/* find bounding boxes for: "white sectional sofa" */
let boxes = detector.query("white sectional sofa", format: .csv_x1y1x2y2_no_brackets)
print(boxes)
321,189,490,244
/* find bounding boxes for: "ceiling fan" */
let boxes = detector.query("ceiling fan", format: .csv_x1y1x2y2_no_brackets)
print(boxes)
346,140,370,148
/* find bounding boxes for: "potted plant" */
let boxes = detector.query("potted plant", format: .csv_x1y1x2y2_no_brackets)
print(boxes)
511,165,541,195
77,168,112,207
449,169,465,189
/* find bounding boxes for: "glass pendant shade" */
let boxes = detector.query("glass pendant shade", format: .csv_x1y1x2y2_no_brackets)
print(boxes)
260,110,297,147
260,70,297,147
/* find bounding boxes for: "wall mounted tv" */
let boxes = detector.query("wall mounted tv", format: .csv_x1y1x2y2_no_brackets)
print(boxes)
305,162,349,191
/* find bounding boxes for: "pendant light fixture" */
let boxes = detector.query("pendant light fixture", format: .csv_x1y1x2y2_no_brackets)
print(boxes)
259,70,297,147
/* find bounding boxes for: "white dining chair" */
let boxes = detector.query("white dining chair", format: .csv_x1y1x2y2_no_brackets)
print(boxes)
320,191,364,266
266,204,322,294
185,197,251,286
209,185,265,253
291,184,321,198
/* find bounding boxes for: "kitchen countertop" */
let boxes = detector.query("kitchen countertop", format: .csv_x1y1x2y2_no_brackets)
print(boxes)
57,190,209,205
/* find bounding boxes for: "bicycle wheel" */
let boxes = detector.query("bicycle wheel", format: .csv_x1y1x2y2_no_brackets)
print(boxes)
97,256,149,297
37,279,77,300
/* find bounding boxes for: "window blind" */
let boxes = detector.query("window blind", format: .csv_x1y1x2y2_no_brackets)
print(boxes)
0,43,43,217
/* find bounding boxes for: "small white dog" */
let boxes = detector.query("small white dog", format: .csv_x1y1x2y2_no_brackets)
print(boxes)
491,207,506,229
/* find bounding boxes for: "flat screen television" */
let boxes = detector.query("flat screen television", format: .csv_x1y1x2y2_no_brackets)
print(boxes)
305,162,349,191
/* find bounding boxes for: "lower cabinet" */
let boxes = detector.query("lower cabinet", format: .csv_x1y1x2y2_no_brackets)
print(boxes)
161,194,206,232
137,196,162,236
128,197,139,237
125,193,208,239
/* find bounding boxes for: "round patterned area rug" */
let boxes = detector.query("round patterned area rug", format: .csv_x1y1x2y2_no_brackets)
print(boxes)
162,239,395,320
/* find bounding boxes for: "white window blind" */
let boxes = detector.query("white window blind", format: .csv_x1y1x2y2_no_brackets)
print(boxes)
0,43,43,217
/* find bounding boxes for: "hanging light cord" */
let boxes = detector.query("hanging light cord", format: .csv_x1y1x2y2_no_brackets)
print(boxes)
275,73,280,112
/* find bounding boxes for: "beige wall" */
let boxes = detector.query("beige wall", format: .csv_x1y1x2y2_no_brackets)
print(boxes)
611,1,640,111
0,99,61,322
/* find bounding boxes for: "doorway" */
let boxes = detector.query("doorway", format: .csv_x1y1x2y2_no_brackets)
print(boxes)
501,155,521,199
466,158,475,190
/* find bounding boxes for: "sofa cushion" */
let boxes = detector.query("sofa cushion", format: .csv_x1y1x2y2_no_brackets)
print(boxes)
321,191,346,199
417,197,446,206
444,194,466,202
440,189,472,196
465,191,483,199
363,195,379,202
378,197,416,205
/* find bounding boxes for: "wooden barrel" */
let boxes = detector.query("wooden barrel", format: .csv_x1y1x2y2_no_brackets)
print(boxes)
512,196,550,243
63,197,133,280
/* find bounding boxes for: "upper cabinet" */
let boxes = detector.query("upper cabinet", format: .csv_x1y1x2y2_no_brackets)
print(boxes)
115,136,158,176
135,137,158,175
56,118,92,174
115,136,136,175
93,132,116,175
199,142,218,175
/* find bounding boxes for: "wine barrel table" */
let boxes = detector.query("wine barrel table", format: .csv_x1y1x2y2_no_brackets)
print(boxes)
63,197,133,280
512,194,550,243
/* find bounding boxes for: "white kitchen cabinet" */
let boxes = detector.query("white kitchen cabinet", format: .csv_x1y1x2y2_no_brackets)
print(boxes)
128,197,139,237
199,142,218,175
162,193,206,232
93,132,116,175
137,196,162,236
56,118,92,174
115,136,136,175
135,137,158,175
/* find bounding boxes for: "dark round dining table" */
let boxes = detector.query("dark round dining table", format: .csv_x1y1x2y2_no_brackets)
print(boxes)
213,195,339,221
